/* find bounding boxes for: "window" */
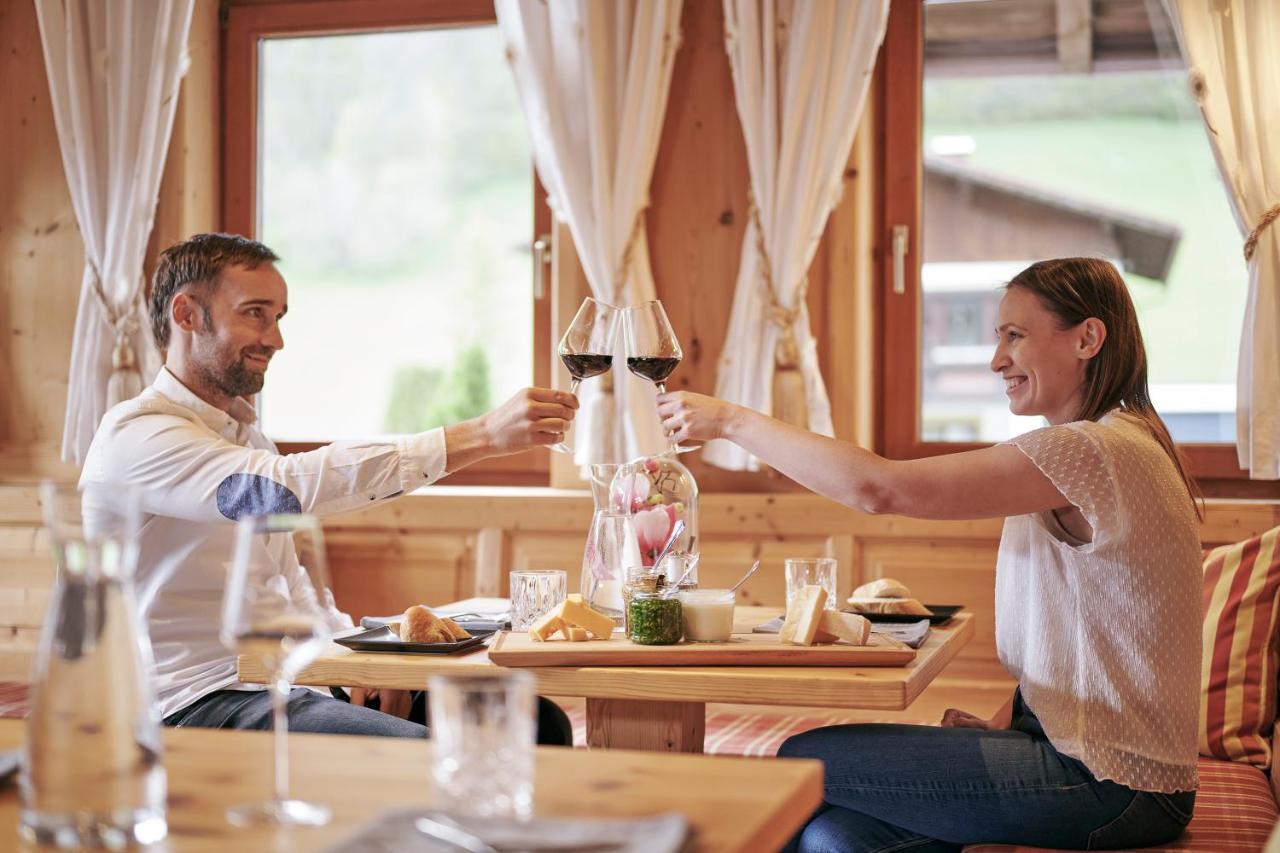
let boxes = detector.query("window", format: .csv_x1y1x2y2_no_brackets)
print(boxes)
880,0,1249,482
224,1,551,484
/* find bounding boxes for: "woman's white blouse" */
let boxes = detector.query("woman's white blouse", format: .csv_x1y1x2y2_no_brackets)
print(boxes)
997,411,1201,793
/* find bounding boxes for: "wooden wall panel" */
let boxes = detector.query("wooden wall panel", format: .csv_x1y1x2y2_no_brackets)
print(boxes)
0,0,82,474
324,529,474,623
0,0,220,481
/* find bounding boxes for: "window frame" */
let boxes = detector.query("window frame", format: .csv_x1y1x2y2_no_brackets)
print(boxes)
876,0,1270,496
222,0,551,486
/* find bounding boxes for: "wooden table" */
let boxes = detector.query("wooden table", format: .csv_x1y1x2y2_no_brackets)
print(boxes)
0,719,821,853
239,605,974,754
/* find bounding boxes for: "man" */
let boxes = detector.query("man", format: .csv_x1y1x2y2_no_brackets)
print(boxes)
80,233,576,742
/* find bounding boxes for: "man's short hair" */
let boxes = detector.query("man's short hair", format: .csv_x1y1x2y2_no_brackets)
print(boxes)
150,233,280,350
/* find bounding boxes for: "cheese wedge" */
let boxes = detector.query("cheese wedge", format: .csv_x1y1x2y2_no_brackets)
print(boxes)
529,610,564,641
558,598,615,639
566,626,589,642
814,610,871,645
780,585,828,646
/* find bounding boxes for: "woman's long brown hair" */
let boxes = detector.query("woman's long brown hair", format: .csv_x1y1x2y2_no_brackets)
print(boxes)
1008,258,1203,518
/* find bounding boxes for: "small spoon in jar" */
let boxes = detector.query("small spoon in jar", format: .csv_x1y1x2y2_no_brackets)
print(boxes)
651,519,686,570
727,560,762,595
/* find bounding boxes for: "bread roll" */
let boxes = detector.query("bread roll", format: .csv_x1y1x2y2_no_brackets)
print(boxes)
399,605,451,643
852,577,912,599
844,596,932,617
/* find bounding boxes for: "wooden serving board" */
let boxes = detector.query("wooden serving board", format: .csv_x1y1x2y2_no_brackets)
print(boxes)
487,630,916,667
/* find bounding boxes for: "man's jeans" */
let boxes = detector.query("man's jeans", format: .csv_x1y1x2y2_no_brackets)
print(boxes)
165,687,575,746
778,691,1195,852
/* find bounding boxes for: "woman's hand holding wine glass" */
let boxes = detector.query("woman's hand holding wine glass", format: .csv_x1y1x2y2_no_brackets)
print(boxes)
623,301,694,455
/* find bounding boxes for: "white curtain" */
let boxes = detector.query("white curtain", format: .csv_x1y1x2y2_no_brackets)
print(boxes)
36,0,194,465
705,0,889,471
497,0,682,467
1168,1,1280,479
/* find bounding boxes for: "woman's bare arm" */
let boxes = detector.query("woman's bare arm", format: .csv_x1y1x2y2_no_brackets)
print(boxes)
657,392,1071,520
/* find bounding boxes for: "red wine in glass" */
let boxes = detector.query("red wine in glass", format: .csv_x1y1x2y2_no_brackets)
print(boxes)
622,301,693,454
625,356,679,384
552,298,620,455
562,353,613,381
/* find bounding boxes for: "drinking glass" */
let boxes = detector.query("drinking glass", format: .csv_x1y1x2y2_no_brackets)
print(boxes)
623,300,693,454
509,570,567,631
784,558,838,611
220,513,335,827
427,671,536,819
22,482,167,848
551,297,621,455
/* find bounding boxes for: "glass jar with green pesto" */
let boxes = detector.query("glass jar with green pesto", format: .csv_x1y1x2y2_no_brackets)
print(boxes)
627,590,682,645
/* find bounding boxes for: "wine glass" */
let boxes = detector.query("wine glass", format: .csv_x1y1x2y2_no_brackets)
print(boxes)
623,300,693,454
220,513,335,827
551,297,620,455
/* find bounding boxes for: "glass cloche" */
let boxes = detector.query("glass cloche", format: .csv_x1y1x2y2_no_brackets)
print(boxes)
609,454,698,568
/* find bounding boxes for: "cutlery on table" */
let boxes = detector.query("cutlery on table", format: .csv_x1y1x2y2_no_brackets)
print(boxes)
415,815,627,852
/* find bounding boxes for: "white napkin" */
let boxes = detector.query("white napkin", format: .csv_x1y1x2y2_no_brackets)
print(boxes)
323,809,688,853
752,615,931,649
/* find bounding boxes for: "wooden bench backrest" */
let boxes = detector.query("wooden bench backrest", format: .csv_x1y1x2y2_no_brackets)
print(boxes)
0,484,1278,683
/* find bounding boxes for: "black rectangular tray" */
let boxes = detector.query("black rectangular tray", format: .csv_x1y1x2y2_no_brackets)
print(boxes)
334,625,494,654
842,604,963,625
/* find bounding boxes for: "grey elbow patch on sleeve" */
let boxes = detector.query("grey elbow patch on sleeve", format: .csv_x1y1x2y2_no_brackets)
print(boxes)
216,473,303,520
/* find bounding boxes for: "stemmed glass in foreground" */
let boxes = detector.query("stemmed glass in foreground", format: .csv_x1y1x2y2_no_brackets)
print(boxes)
624,300,693,454
551,297,621,455
220,513,334,827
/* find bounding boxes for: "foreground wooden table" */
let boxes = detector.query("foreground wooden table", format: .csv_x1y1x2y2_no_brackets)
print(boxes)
0,719,821,852
239,605,973,754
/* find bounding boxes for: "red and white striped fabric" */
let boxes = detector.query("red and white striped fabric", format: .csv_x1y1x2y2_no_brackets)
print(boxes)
0,682,27,720
1201,526,1280,768
963,758,1277,853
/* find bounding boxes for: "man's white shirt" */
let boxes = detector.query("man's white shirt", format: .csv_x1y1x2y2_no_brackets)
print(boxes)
79,368,448,718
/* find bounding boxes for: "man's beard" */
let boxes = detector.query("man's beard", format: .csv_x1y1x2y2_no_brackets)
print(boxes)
192,339,268,399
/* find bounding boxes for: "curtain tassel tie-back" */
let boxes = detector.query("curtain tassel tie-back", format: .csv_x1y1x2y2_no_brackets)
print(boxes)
1244,203,1280,263
748,190,809,430
767,302,807,430
89,262,145,408
107,327,143,408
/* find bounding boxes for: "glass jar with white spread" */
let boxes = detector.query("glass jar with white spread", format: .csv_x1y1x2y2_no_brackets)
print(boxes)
677,589,735,643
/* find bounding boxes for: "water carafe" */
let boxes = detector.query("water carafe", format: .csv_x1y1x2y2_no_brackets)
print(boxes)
21,483,166,848
580,464,641,622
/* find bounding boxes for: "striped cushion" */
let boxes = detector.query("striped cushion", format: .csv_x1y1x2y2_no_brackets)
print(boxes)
1201,526,1280,768
962,757,1276,853
0,681,27,719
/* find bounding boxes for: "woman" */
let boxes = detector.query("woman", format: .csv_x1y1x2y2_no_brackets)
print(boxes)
657,258,1201,851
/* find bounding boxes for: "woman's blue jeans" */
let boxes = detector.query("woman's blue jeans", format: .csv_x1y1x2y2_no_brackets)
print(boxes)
777,692,1194,852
